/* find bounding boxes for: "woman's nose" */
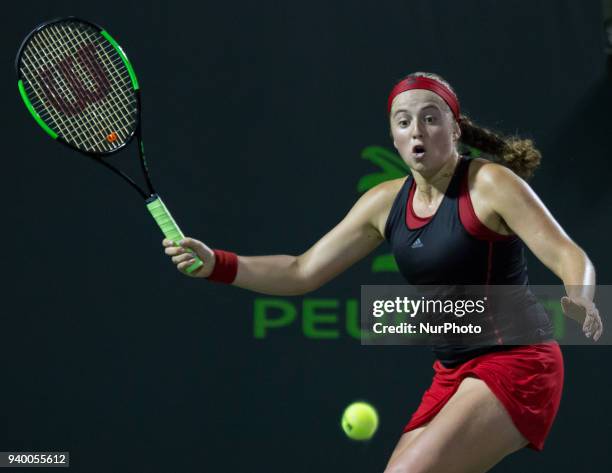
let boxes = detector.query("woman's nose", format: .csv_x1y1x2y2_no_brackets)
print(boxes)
411,120,423,138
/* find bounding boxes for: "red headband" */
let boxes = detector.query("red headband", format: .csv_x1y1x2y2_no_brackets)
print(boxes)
387,76,461,122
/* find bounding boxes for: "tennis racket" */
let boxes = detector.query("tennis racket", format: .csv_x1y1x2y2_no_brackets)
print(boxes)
15,17,203,274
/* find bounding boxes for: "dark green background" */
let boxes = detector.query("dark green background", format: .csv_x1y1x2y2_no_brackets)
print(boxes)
3,1,611,471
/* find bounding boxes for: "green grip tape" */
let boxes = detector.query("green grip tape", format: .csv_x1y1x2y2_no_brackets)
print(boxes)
146,195,203,274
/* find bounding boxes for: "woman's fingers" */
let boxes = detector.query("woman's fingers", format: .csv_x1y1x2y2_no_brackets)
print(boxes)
560,297,603,340
164,244,185,256
593,318,604,341
176,237,205,257
177,258,197,271
161,236,213,278
162,239,202,257
582,307,603,340
589,309,603,341
583,312,593,334
582,304,596,335
172,252,195,265
162,238,185,256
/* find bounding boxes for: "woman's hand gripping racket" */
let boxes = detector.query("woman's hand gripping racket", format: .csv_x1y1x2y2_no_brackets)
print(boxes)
15,17,203,274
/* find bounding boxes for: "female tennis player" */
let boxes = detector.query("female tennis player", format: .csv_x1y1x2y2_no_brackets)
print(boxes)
163,72,603,472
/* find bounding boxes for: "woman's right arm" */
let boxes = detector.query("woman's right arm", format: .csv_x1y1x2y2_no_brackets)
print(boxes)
163,180,401,296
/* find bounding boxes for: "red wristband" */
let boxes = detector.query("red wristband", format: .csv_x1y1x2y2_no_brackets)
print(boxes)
207,249,238,284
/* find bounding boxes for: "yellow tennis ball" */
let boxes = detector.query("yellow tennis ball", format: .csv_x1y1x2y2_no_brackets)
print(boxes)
341,402,379,440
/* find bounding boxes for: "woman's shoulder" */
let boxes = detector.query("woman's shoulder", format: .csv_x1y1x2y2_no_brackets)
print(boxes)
377,176,408,194
359,177,407,237
363,177,407,206
467,157,520,189
465,158,526,236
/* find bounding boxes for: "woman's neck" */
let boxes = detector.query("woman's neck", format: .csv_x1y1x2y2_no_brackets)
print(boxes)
412,154,460,205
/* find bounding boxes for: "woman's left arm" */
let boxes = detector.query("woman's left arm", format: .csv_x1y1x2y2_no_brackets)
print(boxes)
474,162,603,341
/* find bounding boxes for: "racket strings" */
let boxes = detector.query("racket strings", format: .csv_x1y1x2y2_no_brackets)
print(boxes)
68,26,136,141
25,27,105,150
23,26,119,153
19,20,138,153
51,26,133,150
26,31,98,151
43,23,135,150
48,22,137,141
42,26,114,149
22,35,86,148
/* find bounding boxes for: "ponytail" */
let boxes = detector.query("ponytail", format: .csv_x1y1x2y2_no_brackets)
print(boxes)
458,115,542,180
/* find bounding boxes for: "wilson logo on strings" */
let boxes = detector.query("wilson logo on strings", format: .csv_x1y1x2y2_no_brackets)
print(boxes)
38,43,111,116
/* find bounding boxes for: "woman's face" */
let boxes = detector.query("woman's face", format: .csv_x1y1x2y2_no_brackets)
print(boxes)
389,89,460,175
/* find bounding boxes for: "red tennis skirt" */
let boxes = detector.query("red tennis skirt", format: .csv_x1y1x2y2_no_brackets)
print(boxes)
403,342,564,451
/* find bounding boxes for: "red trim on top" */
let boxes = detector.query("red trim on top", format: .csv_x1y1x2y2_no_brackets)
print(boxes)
458,168,515,241
406,179,433,229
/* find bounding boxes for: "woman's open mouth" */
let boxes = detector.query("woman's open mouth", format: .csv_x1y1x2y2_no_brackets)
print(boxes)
412,144,426,158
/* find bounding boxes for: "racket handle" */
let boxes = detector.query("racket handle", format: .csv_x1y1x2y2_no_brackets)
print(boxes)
146,195,203,274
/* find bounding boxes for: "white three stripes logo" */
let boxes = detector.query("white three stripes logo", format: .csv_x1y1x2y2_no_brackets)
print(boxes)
411,238,424,249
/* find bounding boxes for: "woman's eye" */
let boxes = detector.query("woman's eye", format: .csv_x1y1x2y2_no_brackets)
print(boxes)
424,115,436,124
398,119,408,127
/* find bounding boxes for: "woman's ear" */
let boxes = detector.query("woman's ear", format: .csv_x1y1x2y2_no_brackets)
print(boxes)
453,123,461,142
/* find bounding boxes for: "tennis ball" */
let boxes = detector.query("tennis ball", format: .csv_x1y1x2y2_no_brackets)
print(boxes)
341,401,379,440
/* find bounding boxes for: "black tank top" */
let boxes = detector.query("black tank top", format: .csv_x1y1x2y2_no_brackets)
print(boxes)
384,156,553,367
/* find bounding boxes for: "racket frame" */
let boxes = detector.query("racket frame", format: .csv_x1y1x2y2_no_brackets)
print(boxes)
15,17,204,274
16,16,153,198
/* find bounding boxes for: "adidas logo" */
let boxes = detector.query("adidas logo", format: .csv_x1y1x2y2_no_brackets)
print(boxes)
411,238,424,249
